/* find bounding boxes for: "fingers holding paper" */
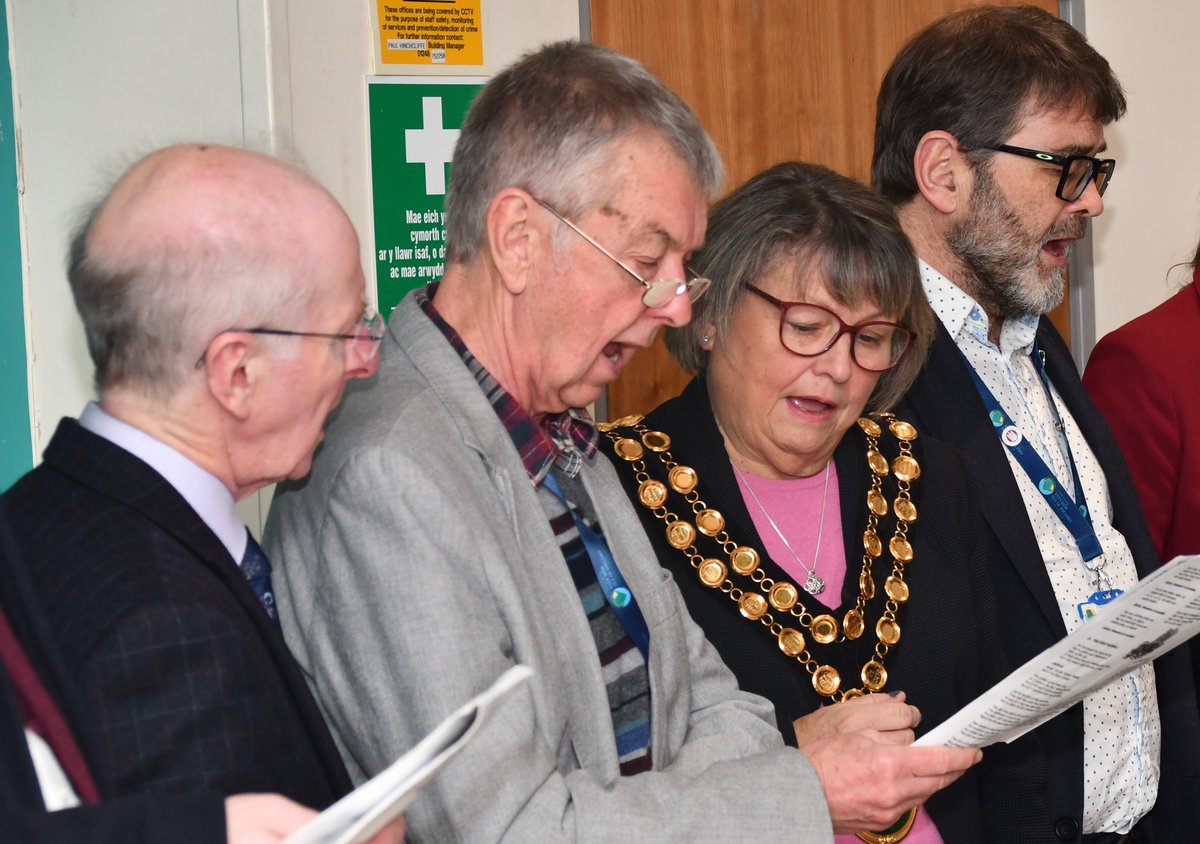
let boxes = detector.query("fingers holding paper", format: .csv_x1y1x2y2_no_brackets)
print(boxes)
801,731,981,834
792,691,920,747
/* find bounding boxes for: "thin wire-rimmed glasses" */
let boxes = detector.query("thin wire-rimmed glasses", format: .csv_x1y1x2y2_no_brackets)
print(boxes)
533,198,711,308
195,308,385,368
987,144,1116,202
745,283,914,373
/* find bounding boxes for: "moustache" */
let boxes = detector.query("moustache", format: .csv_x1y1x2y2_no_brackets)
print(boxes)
1042,217,1088,246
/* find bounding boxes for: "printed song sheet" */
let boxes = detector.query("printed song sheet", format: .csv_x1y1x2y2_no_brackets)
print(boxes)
916,554,1200,748
286,665,532,844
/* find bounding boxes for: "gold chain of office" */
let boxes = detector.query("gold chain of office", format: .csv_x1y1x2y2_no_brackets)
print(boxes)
599,412,921,702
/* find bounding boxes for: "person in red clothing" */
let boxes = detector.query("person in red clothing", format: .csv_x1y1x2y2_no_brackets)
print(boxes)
1083,239,1200,564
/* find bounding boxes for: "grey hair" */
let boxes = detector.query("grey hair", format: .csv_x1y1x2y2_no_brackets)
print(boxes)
670,161,933,412
66,193,316,398
443,40,723,264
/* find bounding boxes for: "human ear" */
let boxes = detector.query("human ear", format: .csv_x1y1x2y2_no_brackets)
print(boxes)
912,131,966,215
203,334,257,421
485,188,537,295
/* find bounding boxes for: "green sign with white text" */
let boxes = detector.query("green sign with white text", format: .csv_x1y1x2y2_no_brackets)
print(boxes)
367,76,485,317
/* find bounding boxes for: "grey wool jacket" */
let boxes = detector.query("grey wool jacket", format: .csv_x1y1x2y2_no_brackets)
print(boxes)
265,289,832,842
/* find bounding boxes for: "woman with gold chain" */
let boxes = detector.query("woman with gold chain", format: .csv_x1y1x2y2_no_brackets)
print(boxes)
605,163,1042,843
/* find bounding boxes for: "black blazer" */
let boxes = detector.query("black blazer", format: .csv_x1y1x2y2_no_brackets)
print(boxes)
0,498,225,842
896,317,1200,842
607,377,1049,843
1,418,352,808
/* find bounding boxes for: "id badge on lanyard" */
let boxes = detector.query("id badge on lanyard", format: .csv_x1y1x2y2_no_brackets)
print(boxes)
962,348,1121,620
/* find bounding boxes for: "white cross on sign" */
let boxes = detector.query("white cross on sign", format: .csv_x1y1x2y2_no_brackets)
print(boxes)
405,97,460,195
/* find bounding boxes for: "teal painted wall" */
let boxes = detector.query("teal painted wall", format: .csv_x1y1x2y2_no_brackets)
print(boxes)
0,2,32,491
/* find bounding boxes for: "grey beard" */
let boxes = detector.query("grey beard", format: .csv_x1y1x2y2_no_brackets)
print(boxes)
954,245,1068,320
946,167,1078,320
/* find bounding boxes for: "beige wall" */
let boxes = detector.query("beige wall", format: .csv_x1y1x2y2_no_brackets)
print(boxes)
1086,0,1200,346
270,0,580,297
8,0,266,456
7,0,579,529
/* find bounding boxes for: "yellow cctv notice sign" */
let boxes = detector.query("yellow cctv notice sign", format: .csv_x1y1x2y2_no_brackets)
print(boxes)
377,0,482,66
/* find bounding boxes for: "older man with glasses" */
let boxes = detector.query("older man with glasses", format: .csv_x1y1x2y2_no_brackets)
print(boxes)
265,41,981,843
0,144,385,824
876,6,1200,843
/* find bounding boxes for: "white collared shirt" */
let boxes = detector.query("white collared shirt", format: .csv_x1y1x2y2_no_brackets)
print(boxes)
921,261,1159,834
79,402,247,562
26,729,80,811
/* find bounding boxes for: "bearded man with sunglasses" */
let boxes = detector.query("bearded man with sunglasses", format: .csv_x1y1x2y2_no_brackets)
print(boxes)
876,6,1200,843
0,144,382,811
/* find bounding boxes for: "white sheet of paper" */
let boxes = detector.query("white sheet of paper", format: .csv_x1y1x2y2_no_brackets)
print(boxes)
915,554,1200,748
285,664,533,844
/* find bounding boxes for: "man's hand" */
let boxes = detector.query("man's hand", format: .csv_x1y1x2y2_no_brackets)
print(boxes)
224,794,406,844
792,692,920,747
801,730,981,833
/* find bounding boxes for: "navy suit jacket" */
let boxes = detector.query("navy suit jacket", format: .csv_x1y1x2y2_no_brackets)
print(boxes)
895,318,1200,842
1,419,351,808
0,498,225,842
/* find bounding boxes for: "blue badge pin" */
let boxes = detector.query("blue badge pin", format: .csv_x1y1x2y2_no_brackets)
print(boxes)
611,587,632,608
1038,477,1056,495
989,410,1005,427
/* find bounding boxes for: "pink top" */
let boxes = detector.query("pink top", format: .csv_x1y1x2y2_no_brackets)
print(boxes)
735,465,945,844
734,465,848,600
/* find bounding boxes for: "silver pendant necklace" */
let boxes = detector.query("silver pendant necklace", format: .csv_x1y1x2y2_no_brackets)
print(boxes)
733,461,831,595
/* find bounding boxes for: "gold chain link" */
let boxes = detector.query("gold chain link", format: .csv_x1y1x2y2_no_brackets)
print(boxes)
600,412,920,701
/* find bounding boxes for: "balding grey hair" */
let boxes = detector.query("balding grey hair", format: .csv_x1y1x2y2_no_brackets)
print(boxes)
66,171,319,397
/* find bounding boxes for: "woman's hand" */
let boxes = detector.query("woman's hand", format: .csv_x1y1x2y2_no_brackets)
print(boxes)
792,691,920,747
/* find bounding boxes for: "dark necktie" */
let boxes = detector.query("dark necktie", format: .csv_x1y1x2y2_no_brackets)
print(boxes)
241,530,281,627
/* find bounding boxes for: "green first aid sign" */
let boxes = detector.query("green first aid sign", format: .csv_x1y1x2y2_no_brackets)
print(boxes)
367,76,485,316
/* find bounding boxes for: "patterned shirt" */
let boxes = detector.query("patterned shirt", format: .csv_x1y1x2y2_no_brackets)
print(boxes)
416,285,652,774
920,261,1159,834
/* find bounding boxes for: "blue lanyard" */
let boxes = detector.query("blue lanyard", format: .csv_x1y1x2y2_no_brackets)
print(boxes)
964,346,1104,562
543,471,650,659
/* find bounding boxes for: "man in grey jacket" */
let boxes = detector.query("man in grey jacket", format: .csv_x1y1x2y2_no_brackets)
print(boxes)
265,41,978,842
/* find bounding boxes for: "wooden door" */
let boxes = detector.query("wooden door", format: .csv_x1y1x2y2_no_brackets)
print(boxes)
591,0,1063,419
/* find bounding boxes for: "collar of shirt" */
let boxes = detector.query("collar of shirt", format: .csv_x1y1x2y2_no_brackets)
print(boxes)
415,284,598,485
79,402,247,561
919,259,1040,358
